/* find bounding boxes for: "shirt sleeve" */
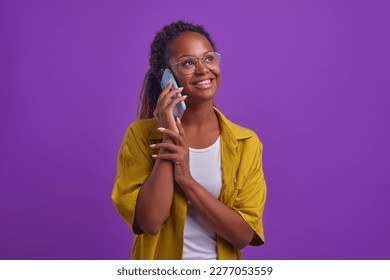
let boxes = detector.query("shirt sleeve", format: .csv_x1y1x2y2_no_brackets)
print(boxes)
111,123,154,235
232,134,267,246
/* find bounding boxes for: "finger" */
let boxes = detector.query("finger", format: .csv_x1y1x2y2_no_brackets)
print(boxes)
165,79,173,88
166,94,187,112
150,142,180,153
155,80,173,109
175,117,187,142
162,79,173,95
157,127,185,144
162,87,184,107
152,153,180,164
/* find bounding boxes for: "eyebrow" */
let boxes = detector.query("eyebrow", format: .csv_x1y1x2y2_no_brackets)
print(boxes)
176,50,214,59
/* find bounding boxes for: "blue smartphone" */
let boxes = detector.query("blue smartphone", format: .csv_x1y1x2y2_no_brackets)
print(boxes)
160,68,186,119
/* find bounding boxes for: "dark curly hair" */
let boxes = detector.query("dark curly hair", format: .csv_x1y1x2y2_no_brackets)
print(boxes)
137,20,216,119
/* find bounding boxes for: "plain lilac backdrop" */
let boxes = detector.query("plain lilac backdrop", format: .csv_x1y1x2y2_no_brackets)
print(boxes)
1,0,389,259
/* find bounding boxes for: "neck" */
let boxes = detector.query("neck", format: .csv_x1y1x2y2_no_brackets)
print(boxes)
181,100,217,129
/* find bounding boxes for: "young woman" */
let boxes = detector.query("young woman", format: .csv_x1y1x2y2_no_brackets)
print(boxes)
112,21,266,260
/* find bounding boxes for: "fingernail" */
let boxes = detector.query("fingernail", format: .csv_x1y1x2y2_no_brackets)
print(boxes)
149,144,156,148
157,127,165,131
176,117,181,123
178,87,184,91
152,155,157,158
182,95,188,99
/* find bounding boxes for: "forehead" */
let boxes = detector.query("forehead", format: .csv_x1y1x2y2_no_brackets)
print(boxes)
169,31,213,57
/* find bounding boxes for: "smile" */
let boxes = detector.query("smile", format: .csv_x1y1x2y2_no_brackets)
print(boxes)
195,79,211,85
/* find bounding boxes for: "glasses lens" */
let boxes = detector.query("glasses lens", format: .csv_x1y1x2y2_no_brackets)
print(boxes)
179,58,197,74
177,52,221,74
204,52,221,70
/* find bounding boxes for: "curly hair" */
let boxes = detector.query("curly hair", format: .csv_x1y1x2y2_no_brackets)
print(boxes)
137,20,216,119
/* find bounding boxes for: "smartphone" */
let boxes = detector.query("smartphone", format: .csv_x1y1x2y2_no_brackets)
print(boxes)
160,68,186,119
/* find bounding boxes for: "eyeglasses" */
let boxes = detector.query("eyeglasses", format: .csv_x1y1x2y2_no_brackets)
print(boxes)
167,52,221,75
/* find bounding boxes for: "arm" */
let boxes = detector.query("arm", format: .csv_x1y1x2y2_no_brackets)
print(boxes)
152,119,265,249
134,83,187,234
134,140,175,234
177,178,254,249
112,125,178,235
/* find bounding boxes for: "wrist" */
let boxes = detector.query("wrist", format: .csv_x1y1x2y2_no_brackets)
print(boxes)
177,176,196,190
162,135,175,144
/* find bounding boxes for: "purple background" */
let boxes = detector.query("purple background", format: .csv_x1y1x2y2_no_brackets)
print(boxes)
1,0,389,260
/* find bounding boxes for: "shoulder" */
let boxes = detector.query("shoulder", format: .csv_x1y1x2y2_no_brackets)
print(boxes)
225,119,258,140
127,118,158,132
124,118,160,141
230,121,263,153
214,107,263,149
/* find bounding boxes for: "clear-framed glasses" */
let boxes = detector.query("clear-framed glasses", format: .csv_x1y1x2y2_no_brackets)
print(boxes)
168,52,221,75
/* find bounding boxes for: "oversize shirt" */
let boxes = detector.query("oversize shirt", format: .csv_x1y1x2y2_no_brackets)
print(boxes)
112,108,267,259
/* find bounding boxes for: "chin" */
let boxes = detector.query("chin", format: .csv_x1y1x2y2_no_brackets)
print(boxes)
186,90,217,104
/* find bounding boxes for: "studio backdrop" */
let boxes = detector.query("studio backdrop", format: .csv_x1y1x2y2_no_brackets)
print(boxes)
1,0,389,259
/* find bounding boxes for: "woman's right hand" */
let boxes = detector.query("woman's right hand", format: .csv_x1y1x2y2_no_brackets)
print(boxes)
153,80,187,134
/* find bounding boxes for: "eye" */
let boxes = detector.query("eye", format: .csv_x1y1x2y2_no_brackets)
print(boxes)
205,53,215,63
180,58,196,67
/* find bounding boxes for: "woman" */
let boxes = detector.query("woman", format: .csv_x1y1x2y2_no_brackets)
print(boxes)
112,21,266,260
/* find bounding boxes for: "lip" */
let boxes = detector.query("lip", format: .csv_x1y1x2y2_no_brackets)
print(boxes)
192,78,214,88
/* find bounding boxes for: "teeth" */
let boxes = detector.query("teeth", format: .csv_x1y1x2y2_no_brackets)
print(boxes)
196,79,211,85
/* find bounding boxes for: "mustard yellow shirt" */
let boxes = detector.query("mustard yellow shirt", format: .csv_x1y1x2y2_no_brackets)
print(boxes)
112,108,266,259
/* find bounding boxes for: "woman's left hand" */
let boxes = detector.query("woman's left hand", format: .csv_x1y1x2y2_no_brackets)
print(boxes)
150,118,193,186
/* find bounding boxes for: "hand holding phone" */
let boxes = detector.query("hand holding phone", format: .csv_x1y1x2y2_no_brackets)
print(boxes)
160,68,186,119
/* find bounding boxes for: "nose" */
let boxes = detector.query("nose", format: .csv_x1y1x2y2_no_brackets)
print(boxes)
195,58,209,74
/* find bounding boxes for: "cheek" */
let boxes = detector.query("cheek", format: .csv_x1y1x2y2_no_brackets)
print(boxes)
172,73,188,88
178,77,192,88
212,67,221,77
213,70,221,83
215,78,221,90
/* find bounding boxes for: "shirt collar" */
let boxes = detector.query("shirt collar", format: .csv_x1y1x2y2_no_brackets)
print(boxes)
148,107,253,148
214,107,253,149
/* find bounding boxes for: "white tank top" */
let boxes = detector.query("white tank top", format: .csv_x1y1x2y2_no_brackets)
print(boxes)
182,136,222,260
